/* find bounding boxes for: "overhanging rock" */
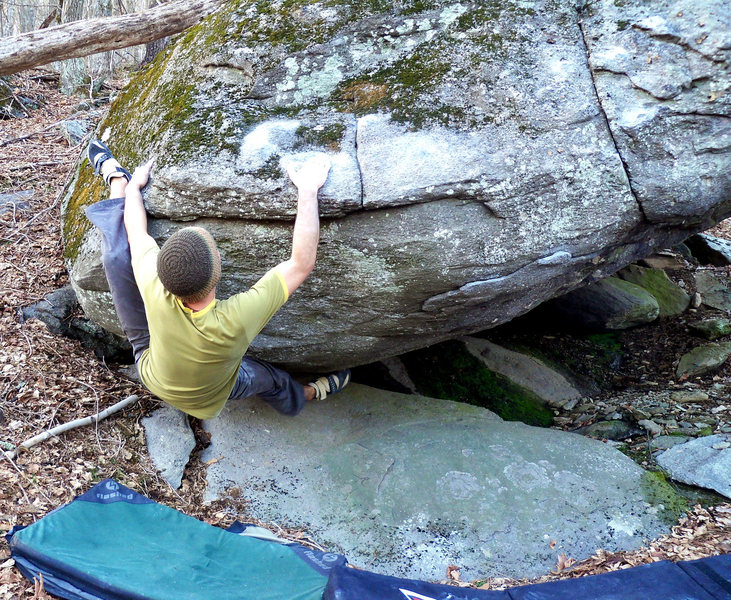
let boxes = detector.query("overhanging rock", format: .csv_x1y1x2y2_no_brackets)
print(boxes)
61,0,731,371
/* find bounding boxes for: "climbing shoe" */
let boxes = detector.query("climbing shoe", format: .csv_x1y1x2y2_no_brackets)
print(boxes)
88,139,131,185
310,369,351,401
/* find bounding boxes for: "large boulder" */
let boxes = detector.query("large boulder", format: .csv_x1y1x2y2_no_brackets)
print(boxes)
61,0,730,371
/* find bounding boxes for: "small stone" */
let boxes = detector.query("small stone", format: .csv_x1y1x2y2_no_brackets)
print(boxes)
631,408,651,421
576,420,637,441
688,318,731,340
0,190,33,215
638,419,663,436
143,405,196,489
657,434,731,498
118,364,141,383
573,413,592,425
562,398,579,411
640,254,686,270
553,417,573,426
58,119,91,146
670,390,709,403
651,435,691,451
712,442,731,450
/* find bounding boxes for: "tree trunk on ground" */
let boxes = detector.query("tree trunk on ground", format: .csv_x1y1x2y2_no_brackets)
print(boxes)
0,0,221,76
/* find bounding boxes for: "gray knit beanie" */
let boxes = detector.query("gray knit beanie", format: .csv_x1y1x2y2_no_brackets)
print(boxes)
157,227,221,303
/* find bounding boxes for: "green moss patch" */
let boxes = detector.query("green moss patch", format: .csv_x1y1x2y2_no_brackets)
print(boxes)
62,161,106,260
332,40,467,128
640,470,689,525
294,122,346,150
586,333,624,367
400,340,554,426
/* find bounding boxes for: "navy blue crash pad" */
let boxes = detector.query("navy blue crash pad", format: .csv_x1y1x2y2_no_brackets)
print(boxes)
7,479,730,600
324,554,731,600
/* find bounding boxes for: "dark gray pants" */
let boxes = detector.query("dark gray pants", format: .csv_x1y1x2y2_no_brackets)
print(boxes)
85,197,306,416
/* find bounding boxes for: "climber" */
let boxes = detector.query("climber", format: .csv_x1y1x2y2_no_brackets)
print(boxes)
84,139,350,420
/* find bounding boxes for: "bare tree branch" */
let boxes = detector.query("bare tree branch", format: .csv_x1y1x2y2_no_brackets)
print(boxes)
5,394,139,459
0,0,222,76
39,8,60,30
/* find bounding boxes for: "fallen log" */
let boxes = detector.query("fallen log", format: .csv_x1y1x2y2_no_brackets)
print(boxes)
0,0,222,76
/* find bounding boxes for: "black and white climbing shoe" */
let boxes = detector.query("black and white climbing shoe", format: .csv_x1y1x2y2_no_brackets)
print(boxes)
88,139,131,185
310,369,351,401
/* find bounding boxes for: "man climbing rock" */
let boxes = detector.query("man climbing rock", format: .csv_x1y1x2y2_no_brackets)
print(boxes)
84,139,350,419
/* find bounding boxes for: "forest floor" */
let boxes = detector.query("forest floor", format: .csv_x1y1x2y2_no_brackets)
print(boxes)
0,71,729,598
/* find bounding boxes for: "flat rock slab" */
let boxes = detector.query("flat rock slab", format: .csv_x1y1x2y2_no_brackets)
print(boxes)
676,342,731,379
143,404,196,488
657,434,731,499
695,271,731,313
202,384,668,581
462,337,581,409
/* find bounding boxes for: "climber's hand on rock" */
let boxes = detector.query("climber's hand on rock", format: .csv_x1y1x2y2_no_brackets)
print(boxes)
129,159,154,189
286,155,331,193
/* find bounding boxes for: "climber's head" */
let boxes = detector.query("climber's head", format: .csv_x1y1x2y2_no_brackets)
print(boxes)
157,226,221,304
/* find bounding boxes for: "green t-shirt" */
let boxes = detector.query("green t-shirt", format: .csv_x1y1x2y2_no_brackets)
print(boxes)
132,236,289,419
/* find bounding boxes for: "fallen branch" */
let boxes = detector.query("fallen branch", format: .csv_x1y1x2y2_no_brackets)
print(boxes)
0,121,66,148
0,0,222,76
5,394,139,459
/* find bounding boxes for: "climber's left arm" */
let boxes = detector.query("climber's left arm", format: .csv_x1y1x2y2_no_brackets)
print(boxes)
123,160,156,264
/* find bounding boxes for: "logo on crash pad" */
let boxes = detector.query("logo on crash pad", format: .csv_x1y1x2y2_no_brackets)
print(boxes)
399,590,437,600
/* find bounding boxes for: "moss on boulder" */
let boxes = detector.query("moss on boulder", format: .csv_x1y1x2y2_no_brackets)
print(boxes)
618,264,690,317
399,340,554,426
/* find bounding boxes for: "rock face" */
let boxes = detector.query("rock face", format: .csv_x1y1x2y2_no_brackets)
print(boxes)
657,434,731,499
61,0,731,370
202,384,672,581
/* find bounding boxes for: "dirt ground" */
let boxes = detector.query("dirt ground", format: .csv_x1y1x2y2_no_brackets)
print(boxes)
0,71,729,598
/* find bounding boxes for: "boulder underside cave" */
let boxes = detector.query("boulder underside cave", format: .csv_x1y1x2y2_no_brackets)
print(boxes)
61,0,730,370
